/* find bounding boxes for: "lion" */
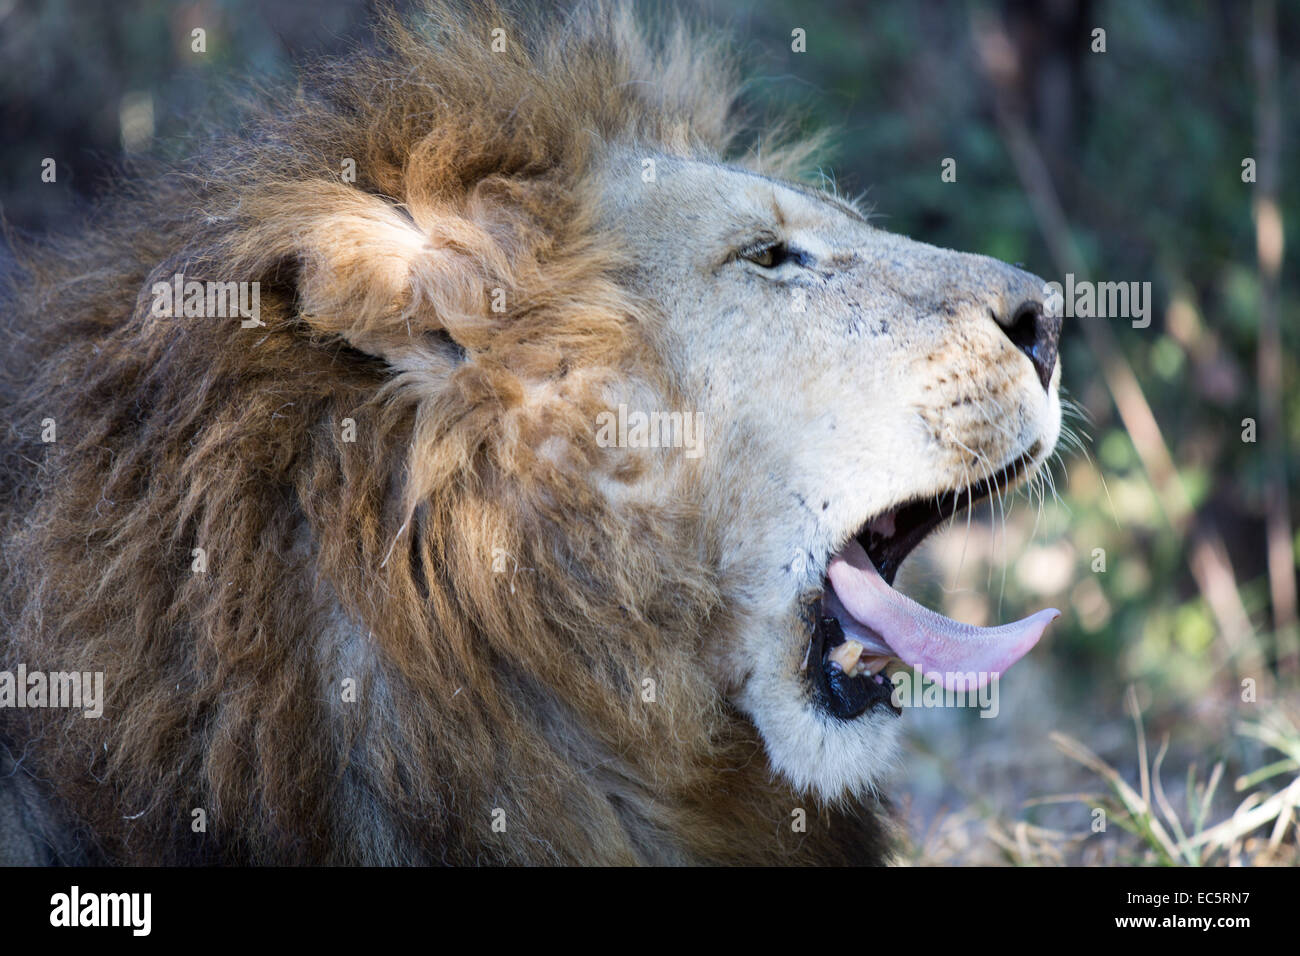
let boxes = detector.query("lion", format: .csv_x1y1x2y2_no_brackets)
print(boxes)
0,1,1062,865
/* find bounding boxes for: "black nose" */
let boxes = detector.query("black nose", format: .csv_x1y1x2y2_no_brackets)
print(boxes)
999,299,1060,391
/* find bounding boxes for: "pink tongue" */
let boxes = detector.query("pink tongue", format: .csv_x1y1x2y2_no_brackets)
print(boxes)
827,537,1058,690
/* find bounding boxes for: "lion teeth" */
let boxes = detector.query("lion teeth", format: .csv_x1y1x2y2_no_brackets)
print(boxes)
827,639,864,674
829,641,893,679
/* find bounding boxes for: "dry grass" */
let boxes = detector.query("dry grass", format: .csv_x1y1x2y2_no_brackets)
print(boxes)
905,687,1300,866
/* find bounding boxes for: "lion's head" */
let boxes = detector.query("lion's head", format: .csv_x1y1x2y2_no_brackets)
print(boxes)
1,1,1062,863
598,152,1062,800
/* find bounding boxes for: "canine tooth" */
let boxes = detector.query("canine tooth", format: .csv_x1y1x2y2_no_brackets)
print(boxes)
827,639,864,673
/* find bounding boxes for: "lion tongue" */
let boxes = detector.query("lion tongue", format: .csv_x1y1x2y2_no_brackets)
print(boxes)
827,537,1058,690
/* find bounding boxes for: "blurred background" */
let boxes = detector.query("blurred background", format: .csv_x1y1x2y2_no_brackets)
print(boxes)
2,0,1296,864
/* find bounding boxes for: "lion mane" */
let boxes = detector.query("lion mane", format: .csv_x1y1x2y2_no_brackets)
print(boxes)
0,1,893,864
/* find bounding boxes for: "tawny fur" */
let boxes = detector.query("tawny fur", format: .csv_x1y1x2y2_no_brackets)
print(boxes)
0,1,895,864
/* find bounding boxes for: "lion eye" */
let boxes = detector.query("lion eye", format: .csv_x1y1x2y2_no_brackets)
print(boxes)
741,242,788,268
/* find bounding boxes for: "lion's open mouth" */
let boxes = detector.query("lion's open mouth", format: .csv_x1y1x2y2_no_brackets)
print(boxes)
806,452,1060,720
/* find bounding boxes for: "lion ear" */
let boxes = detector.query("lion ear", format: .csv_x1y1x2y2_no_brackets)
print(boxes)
251,184,493,365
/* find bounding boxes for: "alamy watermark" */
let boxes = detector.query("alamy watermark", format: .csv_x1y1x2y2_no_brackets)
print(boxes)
890,667,1001,718
1042,274,1152,329
0,665,104,718
150,272,262,328
50,886,150,936
595,404,703,459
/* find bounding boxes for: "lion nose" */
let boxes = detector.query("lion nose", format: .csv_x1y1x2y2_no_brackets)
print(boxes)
996,296,1060,392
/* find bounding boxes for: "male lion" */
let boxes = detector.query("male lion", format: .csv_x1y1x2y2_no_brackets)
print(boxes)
0,1,1061,864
